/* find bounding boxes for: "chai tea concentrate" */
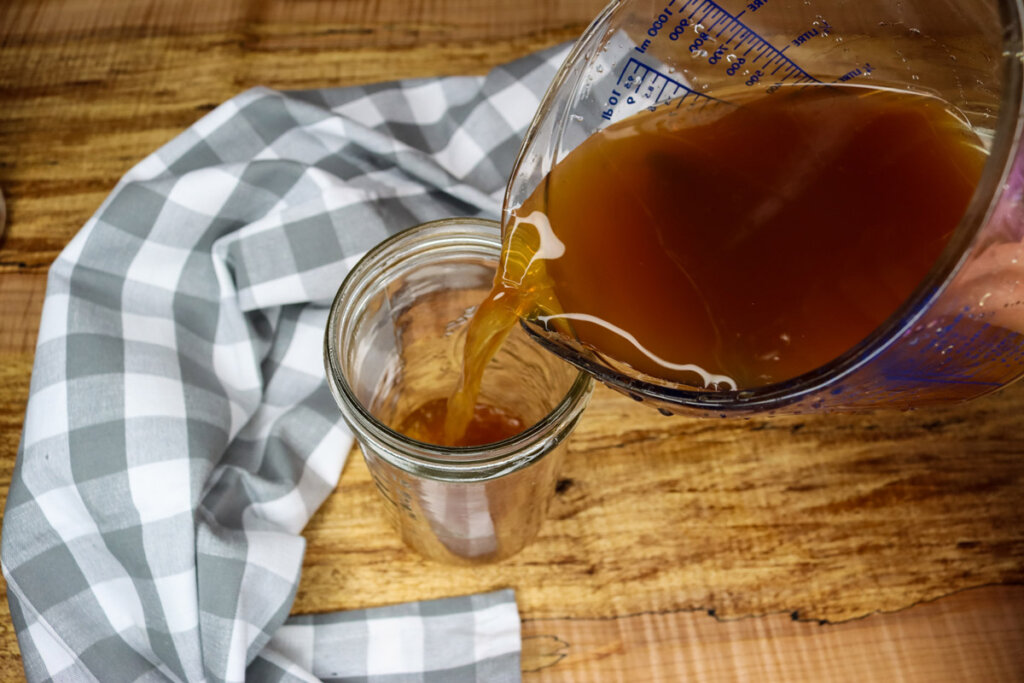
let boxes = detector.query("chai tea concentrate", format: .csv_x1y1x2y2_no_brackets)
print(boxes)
434,85,986,444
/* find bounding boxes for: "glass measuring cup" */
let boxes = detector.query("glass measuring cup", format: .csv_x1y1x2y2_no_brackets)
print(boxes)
506,0,1024,415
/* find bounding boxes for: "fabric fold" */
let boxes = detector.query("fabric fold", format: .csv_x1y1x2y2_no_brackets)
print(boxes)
2,44,569,682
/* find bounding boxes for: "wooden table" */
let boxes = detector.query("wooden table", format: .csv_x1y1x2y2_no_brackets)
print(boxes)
1,1,1022,680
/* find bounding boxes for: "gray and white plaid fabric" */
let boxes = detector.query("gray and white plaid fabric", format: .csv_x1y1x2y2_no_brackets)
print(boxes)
1,44,570,682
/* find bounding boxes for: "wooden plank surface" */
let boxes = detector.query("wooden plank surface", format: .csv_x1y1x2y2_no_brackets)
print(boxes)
1,0,1023,680
299,384,1024,621
520,585,1024,681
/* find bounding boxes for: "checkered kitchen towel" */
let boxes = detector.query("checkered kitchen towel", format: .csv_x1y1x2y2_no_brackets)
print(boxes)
1,43,571,682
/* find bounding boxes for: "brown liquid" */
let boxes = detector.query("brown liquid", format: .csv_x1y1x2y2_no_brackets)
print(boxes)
444,85,987,441
397,397,526,448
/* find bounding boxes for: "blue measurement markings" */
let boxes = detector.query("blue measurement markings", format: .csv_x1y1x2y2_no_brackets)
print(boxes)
613,58,717,116
610,0,827,119
673,0,820,87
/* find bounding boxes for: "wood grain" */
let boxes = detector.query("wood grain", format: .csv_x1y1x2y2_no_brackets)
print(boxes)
1,0,1023,680
520,585,1024,681
299,384,1024,623
298,382,1024,678
0,0,601,269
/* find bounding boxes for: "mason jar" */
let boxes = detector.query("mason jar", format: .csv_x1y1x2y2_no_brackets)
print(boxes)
324,217,593,564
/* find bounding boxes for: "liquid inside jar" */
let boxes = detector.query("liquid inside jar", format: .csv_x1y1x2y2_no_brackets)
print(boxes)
396,397,526,448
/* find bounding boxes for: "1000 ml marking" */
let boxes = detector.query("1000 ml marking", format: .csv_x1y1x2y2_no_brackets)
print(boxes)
628,0,822,110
